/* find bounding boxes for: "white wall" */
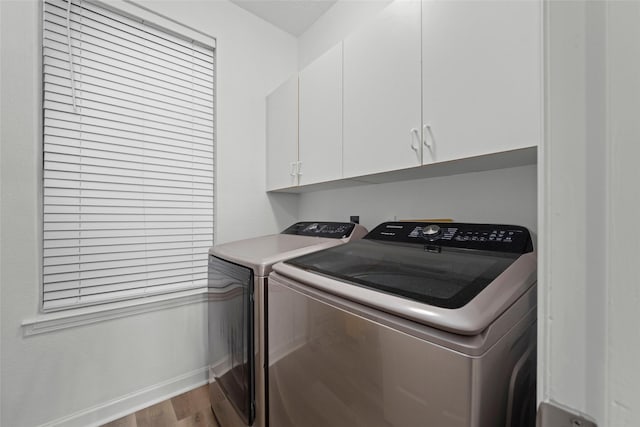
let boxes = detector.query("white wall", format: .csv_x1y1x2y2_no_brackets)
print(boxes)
0,1,297,426
606,1,640,423
540,1,640,424
539,1,596,418
298,165,537,234
297,0,392,69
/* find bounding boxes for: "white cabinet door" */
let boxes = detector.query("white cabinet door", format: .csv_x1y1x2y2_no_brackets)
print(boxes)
266,76,298,191
422,0,541,164
299,43,343,186
343,0,422,178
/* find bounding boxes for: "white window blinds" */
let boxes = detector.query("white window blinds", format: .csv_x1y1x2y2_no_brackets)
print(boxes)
42,0,215,310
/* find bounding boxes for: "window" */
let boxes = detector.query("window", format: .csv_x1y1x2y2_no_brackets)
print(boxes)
42,0,215,310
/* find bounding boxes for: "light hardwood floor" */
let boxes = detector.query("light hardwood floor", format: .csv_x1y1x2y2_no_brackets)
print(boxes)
101,383,245,427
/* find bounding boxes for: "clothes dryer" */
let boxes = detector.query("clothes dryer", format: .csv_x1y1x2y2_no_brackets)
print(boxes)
207,222,367,427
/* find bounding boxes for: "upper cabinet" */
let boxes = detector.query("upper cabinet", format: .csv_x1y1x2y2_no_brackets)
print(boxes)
266,75,298,191
342,0,422,178
266,0,541,192
299,43,343,186
421,0,541,163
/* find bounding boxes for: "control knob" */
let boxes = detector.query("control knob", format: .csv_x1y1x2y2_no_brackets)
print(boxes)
422,224,442,241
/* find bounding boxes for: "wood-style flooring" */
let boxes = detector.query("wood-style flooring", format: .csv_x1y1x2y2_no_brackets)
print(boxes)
101,383,245,427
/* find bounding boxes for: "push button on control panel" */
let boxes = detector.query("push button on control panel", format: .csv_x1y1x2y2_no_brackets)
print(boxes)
421,224,442,240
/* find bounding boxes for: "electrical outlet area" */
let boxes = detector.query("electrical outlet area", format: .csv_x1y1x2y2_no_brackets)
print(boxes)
350,216,360,224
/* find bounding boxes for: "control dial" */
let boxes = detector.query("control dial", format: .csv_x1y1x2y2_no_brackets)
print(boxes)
422,224,442,241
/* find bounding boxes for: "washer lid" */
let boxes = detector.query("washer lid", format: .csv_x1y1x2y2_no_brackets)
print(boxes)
281,221,536,332
286,221,533,309
287,239,521,309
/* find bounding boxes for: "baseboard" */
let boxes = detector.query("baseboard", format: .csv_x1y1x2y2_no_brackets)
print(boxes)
37,367,209,427
209,355,232,378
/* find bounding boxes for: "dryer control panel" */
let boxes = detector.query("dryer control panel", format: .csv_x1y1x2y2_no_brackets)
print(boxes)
282,222,356,239
366,222,533,254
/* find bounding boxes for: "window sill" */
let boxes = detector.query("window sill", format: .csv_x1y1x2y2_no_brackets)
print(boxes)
22,288,209,336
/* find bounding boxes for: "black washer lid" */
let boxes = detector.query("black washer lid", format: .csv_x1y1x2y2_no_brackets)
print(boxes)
285,222,533,309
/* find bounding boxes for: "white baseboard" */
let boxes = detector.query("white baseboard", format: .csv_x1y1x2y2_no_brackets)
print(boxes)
37,367,209,427
209,355,232,378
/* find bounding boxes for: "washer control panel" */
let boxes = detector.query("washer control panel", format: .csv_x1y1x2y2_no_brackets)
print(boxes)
367,222,533,253
282,222,356,239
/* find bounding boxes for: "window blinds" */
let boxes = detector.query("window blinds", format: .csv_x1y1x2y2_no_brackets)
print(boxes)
42,0,215,310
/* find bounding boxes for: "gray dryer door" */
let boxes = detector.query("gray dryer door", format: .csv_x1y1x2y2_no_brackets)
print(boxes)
208,255,255,425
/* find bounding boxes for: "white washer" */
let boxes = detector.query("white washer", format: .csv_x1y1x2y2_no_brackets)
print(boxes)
207,222,367,427
267,221,537,427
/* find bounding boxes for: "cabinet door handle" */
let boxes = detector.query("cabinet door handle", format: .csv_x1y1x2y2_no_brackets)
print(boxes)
297,161,303,176
423,124,434,152
410,128,420,154
289,162,298,177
